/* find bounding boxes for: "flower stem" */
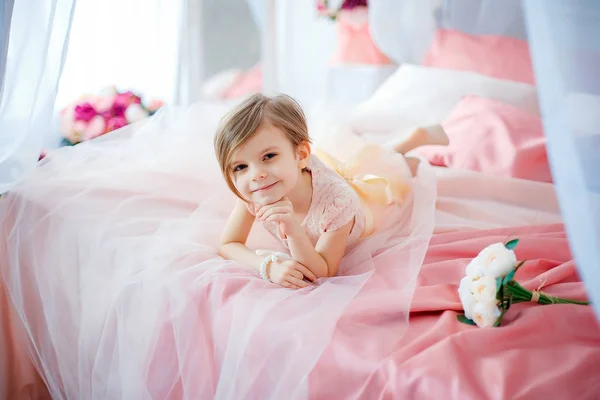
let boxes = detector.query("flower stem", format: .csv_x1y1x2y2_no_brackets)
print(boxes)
505,281,589,305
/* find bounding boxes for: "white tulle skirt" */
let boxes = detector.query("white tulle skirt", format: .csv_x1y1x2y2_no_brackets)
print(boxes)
0,102,436,399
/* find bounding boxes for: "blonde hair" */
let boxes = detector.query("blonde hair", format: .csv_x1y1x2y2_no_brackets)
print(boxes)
214,93,311,200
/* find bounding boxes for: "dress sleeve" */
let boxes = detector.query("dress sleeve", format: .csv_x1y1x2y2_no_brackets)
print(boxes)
319,190,359,233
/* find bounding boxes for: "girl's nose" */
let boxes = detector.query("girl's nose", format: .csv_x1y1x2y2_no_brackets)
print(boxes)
252,168,267,181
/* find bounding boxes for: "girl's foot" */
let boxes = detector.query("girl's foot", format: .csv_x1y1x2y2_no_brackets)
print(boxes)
393,124,449,154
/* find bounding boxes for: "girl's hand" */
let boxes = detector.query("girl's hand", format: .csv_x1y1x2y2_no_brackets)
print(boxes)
256,197,301,238
269,259,316,289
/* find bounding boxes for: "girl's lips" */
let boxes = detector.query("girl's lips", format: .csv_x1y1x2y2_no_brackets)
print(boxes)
253,181,278,192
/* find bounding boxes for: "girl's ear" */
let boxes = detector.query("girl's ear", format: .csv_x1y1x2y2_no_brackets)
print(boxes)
296,141,311,169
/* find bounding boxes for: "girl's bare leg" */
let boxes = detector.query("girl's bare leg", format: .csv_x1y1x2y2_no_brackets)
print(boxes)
393,124,449,155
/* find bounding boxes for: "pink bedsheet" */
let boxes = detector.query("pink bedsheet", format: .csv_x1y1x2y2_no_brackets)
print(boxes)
2,224,598,399
1,280,51,400
310,223,600,399
417,96,552,183
2,172,593,399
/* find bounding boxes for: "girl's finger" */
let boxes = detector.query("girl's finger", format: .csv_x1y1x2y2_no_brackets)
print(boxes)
295,264,317,282
282,281,300,290
290,269,303,280
259,206,288,221
287,276,310,288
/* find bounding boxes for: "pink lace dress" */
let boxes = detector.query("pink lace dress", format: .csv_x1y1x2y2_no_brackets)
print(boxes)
247,155,366,252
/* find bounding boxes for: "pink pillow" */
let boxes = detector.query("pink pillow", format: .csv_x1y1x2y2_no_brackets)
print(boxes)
222,64,262,99
329,8,392,66
423,29,535,85
417,96,552,183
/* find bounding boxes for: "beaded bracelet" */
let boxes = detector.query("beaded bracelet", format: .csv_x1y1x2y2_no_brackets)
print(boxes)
259,254,274,281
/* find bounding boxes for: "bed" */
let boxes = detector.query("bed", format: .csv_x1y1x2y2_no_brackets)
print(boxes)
2,2,600,400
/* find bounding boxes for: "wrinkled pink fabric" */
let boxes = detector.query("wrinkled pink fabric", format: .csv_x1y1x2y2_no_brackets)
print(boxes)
1,280,51,400
0,105,434,399
310,223,600,399
423,29,535,85
417,96,553,183
0,101,594,399
1,187,596,398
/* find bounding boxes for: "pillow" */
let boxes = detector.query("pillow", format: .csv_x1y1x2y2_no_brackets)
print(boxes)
422,29,535,85
416,95,552,183
349,64,539,137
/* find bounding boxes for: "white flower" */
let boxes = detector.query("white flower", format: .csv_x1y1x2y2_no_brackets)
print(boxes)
98,85,118,98
472,302,501,328
467,243,516,278
465,258,484,278
458,276,476,320
125,103,149,123
470,276,497,305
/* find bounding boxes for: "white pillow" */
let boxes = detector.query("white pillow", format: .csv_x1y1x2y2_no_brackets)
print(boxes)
349,64,540,137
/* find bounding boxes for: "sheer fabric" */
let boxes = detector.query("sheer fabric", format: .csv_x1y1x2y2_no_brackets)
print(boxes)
523,0,600,321
0,0,75,194
0,102,436,399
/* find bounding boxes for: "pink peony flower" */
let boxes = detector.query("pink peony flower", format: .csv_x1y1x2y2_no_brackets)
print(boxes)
82,115,107,141
114,91,141,109
106,116,128,132
68,120,89,144
94,95,116,113
100,110,113,120
145,99,163,113
74,103,98,122
110,103,127,118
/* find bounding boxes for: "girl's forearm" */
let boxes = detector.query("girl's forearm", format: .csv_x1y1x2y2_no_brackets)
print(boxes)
218,242,265,273
286,233,329,278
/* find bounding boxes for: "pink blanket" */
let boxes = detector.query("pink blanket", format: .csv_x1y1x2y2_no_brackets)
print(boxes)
310,223,600,399
2,223,598,399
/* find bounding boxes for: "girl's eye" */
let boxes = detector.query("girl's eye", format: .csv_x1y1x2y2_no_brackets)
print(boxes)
263,153,277,161
233,164,247,172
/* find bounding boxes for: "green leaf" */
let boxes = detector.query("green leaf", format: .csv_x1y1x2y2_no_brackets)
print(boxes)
59,137,75,147
503,269,516,285
496,276,503,291
505,238,519,250
457,314,476,325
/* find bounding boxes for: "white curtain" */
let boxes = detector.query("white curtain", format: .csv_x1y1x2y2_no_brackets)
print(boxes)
247,0,337,107
0,0,205,195
523,0,600,321
0,0,75,194
55,0,204,110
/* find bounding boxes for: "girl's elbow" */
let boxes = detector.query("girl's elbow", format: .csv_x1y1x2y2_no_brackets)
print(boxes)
217,242,231,258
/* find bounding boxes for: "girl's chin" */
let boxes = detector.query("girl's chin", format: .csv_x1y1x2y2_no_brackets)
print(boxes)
252,193,285,206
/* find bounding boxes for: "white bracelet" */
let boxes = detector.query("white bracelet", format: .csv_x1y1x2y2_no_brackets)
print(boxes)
256,250,292,282
260,254,274,281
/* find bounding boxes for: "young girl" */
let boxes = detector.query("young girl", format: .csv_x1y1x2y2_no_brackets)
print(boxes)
214,93,447,289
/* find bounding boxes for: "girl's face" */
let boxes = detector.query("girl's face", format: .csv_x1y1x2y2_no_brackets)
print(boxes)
229,120,310,206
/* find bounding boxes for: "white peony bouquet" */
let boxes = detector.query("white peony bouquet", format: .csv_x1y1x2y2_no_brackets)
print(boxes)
458,239,589,328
